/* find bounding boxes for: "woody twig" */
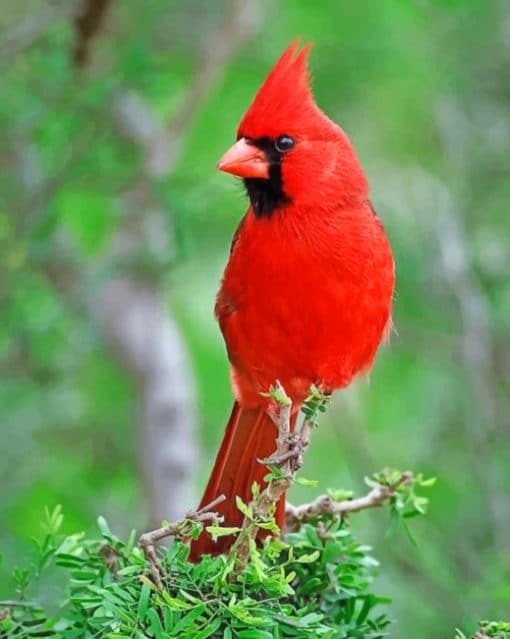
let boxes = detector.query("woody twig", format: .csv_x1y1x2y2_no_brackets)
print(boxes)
138,494,225,588
285,471,414,531
230,382,328,572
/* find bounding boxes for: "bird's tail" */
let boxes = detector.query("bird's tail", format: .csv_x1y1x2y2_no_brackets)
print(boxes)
188,401,297,562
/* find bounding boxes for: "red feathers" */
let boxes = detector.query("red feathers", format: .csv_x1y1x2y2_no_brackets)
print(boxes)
190,41,395,560
238,41,368,209
238,41,319,140
188,403,296,562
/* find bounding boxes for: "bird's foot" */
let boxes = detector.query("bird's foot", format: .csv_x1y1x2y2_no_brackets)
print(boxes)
259,433,309,473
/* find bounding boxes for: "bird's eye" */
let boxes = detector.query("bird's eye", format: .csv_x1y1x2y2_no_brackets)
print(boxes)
274,135,295,153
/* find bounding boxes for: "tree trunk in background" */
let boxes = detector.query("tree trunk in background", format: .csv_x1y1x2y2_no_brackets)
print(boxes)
86,0,260,524
12,0,261,526
96,278,197,524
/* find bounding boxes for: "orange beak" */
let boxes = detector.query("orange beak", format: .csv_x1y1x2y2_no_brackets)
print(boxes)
217,138,269,179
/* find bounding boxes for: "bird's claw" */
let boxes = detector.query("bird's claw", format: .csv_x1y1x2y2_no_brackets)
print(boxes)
259,433,308,472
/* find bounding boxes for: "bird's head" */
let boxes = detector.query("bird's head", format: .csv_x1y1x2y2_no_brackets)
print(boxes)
217,41,368,217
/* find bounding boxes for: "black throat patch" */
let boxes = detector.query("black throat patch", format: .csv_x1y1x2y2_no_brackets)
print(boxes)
243,137,291,218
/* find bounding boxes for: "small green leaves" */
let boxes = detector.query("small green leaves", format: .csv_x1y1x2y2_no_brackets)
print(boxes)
295,550,320,564
235,496,253,520
1,475,441,639
365,469,435,542
205,526,242,541
184,519,205,540
478,621,510,638
42,505,64,535
455,621,510,639
11,567,31,595
301,384,331,427
295,476,319,487
263,464,287,482
160,590,192,610
257,520,280,534
327,487,354,501
260,381,292,406
248,538,267,579
97,515,113,537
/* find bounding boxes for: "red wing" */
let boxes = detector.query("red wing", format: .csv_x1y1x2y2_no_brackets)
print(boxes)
215,288,241,370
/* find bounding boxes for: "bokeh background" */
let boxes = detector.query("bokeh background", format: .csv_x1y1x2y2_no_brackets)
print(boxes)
1,0,509,637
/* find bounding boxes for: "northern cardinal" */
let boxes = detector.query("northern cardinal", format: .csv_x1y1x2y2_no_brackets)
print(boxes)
189,42,395,560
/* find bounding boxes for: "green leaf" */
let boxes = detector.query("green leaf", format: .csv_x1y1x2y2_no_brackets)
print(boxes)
295,476,319,487
205,526,242,540
194,617,222,638
295,550,320,564
248,538,266,580
235,496,253,519
147,608,165,638
137,582,151,620
257,520,280,534
160,591,191,610
171,604,207,634
263,464,287,480
97,516,113,537
260,382,291,406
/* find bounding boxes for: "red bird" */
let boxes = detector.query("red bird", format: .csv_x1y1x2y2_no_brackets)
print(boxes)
189,42,395,560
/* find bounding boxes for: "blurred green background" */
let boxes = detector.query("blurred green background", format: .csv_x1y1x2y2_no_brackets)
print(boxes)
1,0,509,637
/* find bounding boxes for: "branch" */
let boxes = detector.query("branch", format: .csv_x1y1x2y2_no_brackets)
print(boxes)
138,495,226,588
230,383,325,572
73,0,113,67
285,471,413,531
95,278,198,525
97,2,262,528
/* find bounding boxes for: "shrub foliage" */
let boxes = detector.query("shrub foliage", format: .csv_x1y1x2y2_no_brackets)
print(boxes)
0,471,428,639
1,510,390,638
1,475,505,639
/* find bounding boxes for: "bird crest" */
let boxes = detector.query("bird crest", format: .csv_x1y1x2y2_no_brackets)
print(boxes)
238,40,328,140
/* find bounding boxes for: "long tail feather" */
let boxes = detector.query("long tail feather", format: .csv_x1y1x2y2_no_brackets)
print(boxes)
189,401,297,561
